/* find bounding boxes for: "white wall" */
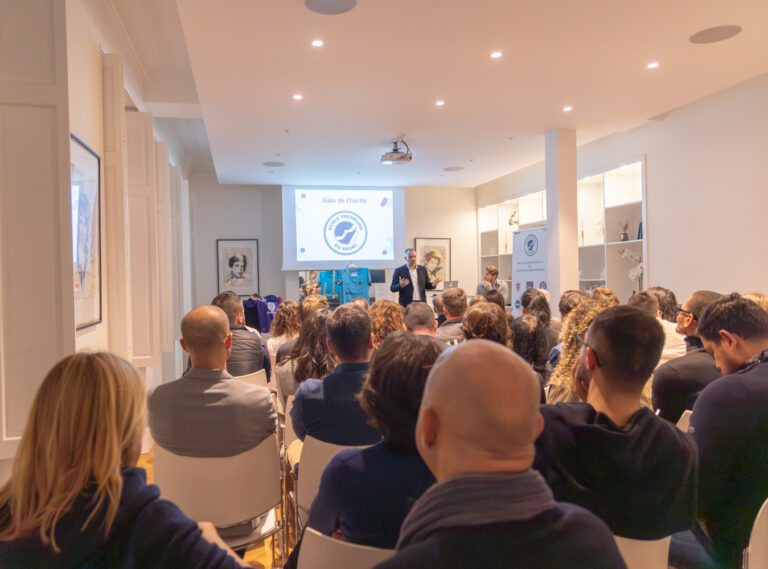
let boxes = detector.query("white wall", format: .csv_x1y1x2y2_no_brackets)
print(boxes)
67,0,110,351
475,73,768,302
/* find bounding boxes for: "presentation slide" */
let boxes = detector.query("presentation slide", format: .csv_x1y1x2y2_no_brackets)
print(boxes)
282,186,405,270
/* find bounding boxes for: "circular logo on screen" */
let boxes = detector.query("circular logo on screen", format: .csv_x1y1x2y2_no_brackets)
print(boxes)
524,234,538,256
323,211,368,255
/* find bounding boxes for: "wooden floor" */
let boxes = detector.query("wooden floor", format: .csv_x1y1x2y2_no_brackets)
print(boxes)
139,448,290,568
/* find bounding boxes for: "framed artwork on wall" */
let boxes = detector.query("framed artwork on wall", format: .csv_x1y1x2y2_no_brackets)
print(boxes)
415,237,450,291
217,239,259,296
70,134,102,330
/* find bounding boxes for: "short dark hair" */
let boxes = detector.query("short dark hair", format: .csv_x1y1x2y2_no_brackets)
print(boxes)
359,331,443,452
462,302,509,345
559,289,589,319
485,289,506,310
686,290,723,321
588,305,664,391
211,291,243,325
404,302,435,331
627,291,659,315
698,293,768,343
442,288,468,317
647,286,678,322
511,314,548,368
327,303,372,360
521,289,551,327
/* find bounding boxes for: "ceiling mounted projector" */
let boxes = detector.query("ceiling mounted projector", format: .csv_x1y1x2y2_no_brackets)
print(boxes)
381,137,412,165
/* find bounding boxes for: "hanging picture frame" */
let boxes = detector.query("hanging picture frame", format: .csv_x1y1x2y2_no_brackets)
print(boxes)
217,239,259,296
415,237,451,291
70,134,102,330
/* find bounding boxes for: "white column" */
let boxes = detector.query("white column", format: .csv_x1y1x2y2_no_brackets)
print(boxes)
155,141,175,382
102,53,133,360
545,129,579,308
0,0,75,458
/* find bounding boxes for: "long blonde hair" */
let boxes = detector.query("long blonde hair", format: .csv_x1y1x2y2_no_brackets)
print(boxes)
0,352,146,551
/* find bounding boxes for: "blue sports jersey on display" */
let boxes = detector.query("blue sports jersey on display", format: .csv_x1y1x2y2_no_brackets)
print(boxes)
339,266,370,304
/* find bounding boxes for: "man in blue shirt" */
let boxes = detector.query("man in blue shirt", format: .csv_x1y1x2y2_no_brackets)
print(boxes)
290,303,380,445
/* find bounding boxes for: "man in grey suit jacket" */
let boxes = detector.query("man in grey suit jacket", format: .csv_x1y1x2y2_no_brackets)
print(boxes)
149,305,276,457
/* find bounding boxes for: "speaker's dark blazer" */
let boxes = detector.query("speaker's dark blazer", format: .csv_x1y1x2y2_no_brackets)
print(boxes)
390,264,436,307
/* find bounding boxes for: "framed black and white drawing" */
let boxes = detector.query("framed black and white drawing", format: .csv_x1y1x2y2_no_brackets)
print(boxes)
217,239,259,296
70,134,102,330
415,237,450,291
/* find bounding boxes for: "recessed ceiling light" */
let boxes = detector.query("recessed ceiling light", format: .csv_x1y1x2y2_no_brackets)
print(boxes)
444,166,464,172
647,61,659,69
435,100,445,107
282,129,290,134
263,161,285,167
563,105,573,112
311,39,324,47
689,25,742,45
292,94,303,100
491,51,502,59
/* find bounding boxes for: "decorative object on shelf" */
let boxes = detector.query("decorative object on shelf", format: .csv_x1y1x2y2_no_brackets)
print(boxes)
508,211,518,226
618,248,643,293
217,239,259,295
415,237,450,291
70,134,102,330
619,221,630,242
637,221,643,240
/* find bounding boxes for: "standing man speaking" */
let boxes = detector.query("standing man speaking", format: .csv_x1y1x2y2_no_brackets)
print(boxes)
391,248,439,308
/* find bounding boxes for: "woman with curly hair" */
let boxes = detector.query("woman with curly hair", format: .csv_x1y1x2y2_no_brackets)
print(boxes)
0,352,249,568
461,302,509,345
275,309,337,401
266,301,301,358
546,299,609,404
368,299,404,349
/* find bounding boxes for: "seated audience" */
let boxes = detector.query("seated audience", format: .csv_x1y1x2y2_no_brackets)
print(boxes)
591,286,620,306
276,294,328,364
475,264,509,299
546,299,608,404
351,297,369,309
290,304,381,445
468,294,487,307
149,306,275,457
534,306,697,539
548,289,589,367
369,299,405,349
648,285,679,323
461,302,509,345
212,291,271,379
434,287,468,344
651,290,723,422
512,313,553,391
375,340,626,569
0,352,249,568
275,309,336,402
628,290,686,367
485,289,506,311
308,332,441,547
538,288,561,333
744,291,768,313
432,294,446,326
685,294,768,568
266,301,301,358
521,289,558,352
404,302,446,349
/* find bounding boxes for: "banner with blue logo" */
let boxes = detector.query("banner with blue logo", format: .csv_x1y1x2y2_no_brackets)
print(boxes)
511,227,548,317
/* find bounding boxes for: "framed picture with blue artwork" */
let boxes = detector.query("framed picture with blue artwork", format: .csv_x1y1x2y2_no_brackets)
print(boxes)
70,134,102,330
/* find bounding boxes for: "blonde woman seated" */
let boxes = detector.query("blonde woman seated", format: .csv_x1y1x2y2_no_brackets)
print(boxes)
266,301,301,358
368,299,404,349
0,353,249,569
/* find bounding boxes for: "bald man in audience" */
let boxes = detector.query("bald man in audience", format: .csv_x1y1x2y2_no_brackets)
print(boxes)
534,306,697,539
375,341,626,569
148,305,276,457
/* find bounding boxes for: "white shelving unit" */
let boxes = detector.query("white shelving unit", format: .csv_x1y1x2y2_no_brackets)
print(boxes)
577,160,646,302
477,190,547,303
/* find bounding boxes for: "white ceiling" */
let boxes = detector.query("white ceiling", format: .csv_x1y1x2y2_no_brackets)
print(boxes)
119,0,768,187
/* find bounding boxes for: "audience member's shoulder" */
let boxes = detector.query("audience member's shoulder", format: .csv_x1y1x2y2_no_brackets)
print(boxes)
294,377,324,398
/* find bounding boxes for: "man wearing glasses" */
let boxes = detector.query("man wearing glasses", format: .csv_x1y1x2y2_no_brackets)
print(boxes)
533,305,698,540
651,291,723,423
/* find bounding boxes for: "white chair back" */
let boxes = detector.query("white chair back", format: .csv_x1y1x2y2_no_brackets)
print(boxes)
743,496,768,568
297,527,394,569
613,535,671,569
296,436,358,518
284,395,298,447
154,437,281,527
676,410,692,431
236,368,272,392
